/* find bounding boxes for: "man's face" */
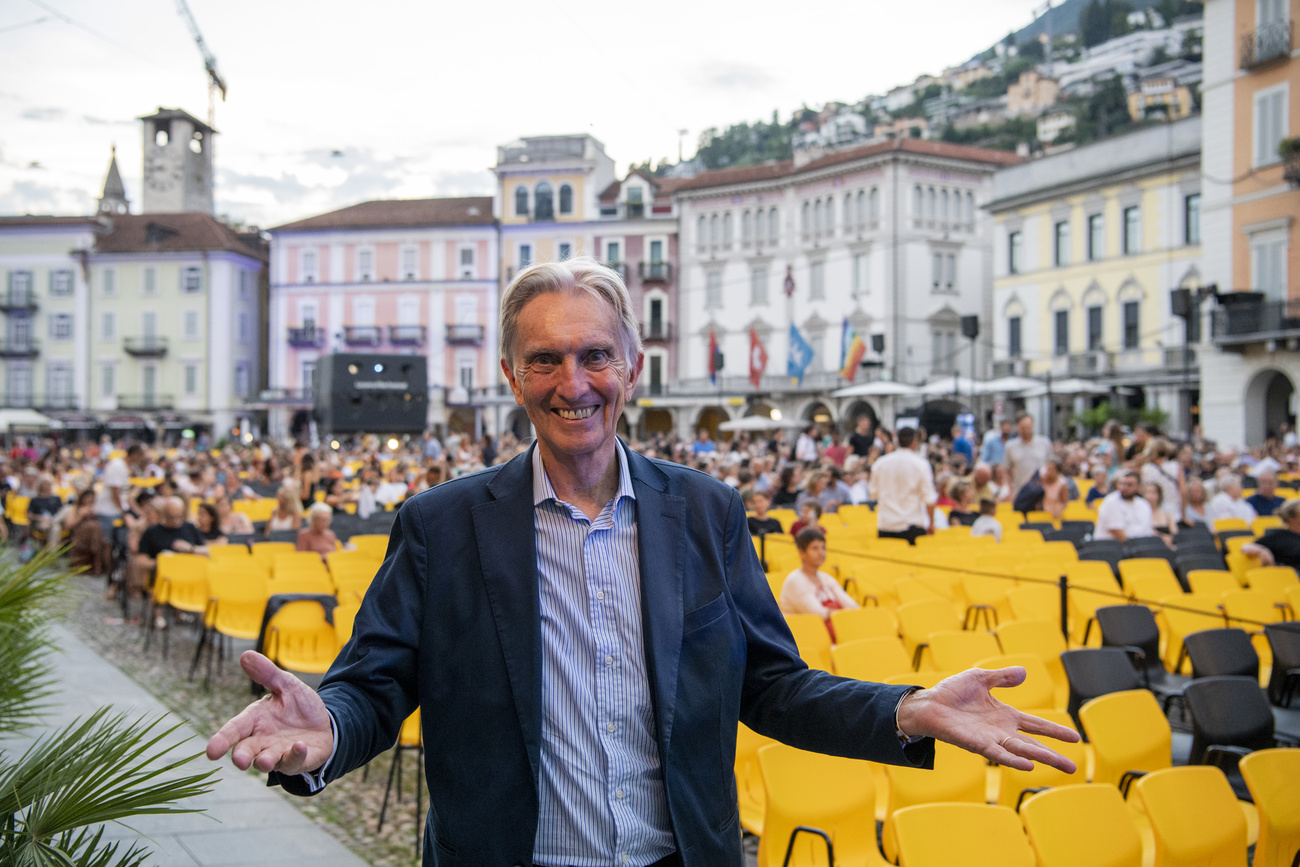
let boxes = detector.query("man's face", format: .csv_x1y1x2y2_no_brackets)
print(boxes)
1017,417,1034,441
1001,421,1012,439
502,291,641,467
801,539,827,569
856,417,870,434
1260,474,1277,496
1118,474,1139,500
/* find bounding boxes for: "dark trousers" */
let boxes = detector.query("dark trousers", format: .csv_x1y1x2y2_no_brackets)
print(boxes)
878,525,927,545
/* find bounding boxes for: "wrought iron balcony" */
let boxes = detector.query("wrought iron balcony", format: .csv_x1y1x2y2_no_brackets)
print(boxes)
446,324,485,344
123,336,168,358
117,393,175,410
1240,20,1292,68
0,290,38,313
248,387,313,405
1163,347,1197,368
639,261,673,282
343,326,383,346
388,325,427,346
1067,351,1113,375
641,322,673,342
287,326,326,348
1212,295,1300,348
0,339,39,358
603,262,629,282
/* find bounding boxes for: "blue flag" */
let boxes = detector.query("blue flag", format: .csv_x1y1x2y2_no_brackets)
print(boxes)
787,324,814,386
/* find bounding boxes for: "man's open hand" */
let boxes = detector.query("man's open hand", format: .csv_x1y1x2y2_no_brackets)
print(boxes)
206,651,334,775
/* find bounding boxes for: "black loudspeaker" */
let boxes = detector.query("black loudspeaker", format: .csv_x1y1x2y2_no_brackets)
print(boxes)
1170,288,1192,318
871,333,885,353
712,351,725,372
961,315,980,340
314,353,428,434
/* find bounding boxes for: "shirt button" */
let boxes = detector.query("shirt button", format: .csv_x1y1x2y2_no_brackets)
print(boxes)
607,722,616,733
616,788,624,799
596,590,605,600
622,856,629,865
605,656,614,666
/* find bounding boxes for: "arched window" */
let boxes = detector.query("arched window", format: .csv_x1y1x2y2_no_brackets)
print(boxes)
814,199,823,236
514,186,529,216
710,214,719,247
742,210,752,243
755,209,765,243
723,212,733,249
697,216,706,251
870,187,880,222
940,189,949,221
913,185,923,216
769,208,779,244
534,181,554,221
802,202,810,239
844,193,854,230
558,184,573,215
965,191,975,224
856,190,866,228
927,187,936,220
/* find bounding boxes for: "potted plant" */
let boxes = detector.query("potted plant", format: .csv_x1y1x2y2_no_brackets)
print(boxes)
1281,137,1300,186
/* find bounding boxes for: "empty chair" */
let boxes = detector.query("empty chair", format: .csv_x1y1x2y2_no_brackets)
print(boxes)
1021,784,1144,867
1061,648,1146,733
882,741,987,862
828,606,897,644
830,637,913,683
993,709,1086,810
1244,565,1300,605
1066,560,1125,644
1238,748,1300,867
1095,605,1188,703
1186,569,1238,598
756,743,887,867
928,630,1001,673
896,598,962,670
1183,628,1260,681
1263,622,1300,707
1119,559,1183,601
1135,766,1249,867
1007,585,1060,624
1214,518,1251,533
1225,550,1261,585
997,619,1069,709
892,803,1035,867
250,540,296,569
976,652,1060,711
1162,595,1229,673
783,614,833,672
1221,589,1289,652
735,722,775,836
1184,676,1288,767
961,572,1015,629
348,533,390,559
1124,537,1174,560
1080,689,1172,788
264,600,340,675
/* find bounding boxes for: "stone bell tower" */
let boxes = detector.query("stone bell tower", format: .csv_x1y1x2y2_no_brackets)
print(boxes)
139,107,215,214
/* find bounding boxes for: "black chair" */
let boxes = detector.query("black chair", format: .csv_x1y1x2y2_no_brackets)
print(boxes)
1182,628,1260,681
1021,521,1055,535
1264,622,1300,708
1079,541,1124,579
1177,556,1230,588
1217,529,1255,549
1095,605,1190,707
265,529,299,544
1177,523,1215,542
1125,537,1173,557
225,533,256,550
1060,647,1146,735
1050,521,1093,547
1183,676,1298,798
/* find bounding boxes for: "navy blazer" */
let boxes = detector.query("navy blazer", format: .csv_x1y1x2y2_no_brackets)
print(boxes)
278,444,933,866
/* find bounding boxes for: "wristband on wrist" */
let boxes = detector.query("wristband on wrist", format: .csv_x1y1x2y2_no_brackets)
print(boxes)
894,686,924,746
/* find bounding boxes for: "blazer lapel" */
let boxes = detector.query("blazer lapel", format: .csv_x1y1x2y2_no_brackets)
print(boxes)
473,448,543,782
628,448,686,759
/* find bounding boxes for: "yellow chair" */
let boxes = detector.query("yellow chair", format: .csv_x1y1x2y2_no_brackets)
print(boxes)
197,569,269,685
1213,518,1250,533
756,743,887,867
1007,585,1061,624
1079,689,1171,788
882,741,989,862
251,541,297,570
1244,565,1300,605
976,652,1060,711
1161,594,1229,672
828,606,897,643
830,637,913,683
151,552,209,656
1021,784,1144,867
735,722,775,836
883,671,954,689
334,599,360,647
962,572,1016,628
267,571,333,596
1025,510,1059,527
272,550,330,577
207,543,253,563
1239,748,1300,867
349,533,390,559
897,598,963,670
264,599,339,674
1119,559,1181,599
997,619,1069,709
1186,569,1239,598
895,576,950,606
994,709,1087,810
893,803,1035,867
1251,515,1284,535
784,614,833,672
5,494,30,528
928,629,1001,672
1066,561,1126,645
1135,766,1248,867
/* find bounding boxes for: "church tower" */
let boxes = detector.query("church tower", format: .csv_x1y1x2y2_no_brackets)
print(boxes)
97,146,129,215
139,107,215,214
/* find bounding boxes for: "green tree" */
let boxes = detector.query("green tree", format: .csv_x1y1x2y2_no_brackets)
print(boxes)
1079,0,1135,47
1074,76,1134,144
1018,39,1046,62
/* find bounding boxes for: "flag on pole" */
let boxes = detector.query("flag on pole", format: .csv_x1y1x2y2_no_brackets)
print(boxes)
839,318,867,381
749,328,768,389
708,329,719,385
787,324,814,387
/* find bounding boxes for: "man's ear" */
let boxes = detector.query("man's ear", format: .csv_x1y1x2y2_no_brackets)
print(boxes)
623,353,645,399
501,358,525,405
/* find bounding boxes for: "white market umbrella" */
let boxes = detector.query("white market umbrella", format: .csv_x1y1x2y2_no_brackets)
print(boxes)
830,381,920,398
975,376,1042,395
917,376,980,397
1022,378,1110,397
717,415,806,432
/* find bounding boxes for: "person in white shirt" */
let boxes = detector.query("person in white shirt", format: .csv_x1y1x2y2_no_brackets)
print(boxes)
794,426,819,464
1208,475,1258,524
1094,471,1155,542
970,499,1003,542
778,527,859,630
93,444,145,540
871,427,937,544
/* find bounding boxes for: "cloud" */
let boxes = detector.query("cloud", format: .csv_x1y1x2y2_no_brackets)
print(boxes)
21,107,65,122
695,62,776,92
0,179,89,215
82,114,132,126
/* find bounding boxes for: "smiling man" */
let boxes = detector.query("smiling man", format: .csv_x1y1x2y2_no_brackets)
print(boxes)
207,258,1078,867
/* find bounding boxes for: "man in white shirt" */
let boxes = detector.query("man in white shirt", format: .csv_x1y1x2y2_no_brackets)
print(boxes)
93,443,144,539
871,427,937,544
1094,471,1155,542
794,426,819,464
1208,475,1258,524
1004,413,1053,496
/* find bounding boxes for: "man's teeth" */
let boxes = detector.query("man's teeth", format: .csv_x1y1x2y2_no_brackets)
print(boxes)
556,407,596,420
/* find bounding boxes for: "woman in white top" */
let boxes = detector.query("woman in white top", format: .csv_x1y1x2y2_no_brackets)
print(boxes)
263,482,303,536
779,527,858,629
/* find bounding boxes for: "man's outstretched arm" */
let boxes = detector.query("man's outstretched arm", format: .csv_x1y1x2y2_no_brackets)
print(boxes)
206,651,334,775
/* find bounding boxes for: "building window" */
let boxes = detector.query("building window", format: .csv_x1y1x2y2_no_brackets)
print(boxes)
48,269,72,296
183,310,199,341
813,200,822,237
913,186,922,218
558,242,572,261
927,187,936,221
932,253,943,291
1008,231,1023,274
302,361,316,393
945,253,956,292
534,182,554,221
768,208,779,244
940,189,949,222
648,297,665,338
238,312,250,344
141,267,156,296
239,269,252,298
459,247,474,278
696,216,706,251
853,252,869,297
1184,194,1201,245
932,329,956,373
710,214,719,248
1008,316,1022,358
1087,214,1104,261
1087,305,1103,350
101,311,115,341
358,249,374,281
48,364,72,403
1253,84,1288,168
401,246,417,280
1123,301,1140,349
843,194,854,232
184,364,198,397
751,267,769,305
810,261,825,300
1054,221,1071,267
824,199,834,236
457,351,476,390
518,244,532,270
965,192,974,224
605,241,620,264
742,210,752,244
1054,310,1069,356
871,188,881,223
181,266,202,292
648,353,664,396
300,250,316,284
1251,230,1288,299
234,362,250,399
1122,206,1141,255
723,213,733,249
705,271,722,309
515,186,529,216
558,184,573,215
101,364,114,399
101,268,115,296
801,202,810,240
49,314,72,340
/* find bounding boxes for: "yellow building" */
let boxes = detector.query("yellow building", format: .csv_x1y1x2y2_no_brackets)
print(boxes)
1197,0,1300,447
1127,74,1196,122
989,117,1203,437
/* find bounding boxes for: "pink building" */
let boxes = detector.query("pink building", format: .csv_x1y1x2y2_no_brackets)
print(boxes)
264,197,498,441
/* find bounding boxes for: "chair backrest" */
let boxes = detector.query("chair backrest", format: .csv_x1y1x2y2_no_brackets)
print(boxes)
334,600,359,647
1183,628,1260,680
783,614,833,672
975,652,1059,711
827,606,897,643
892,803,1035,867
349,533,390,559
267,572,334,596
1221,589,1286,628
883,671,953,689
896,598,961,660
1095,605,1163,677
1021,784,1144,867
251,541,297,568
264,599,339,674
1263,621,1300,705
1186,569,1239,598
1183,675,1276,765
1160,594,1229,673
994,710,1087,810
755,743,882,867
1244,565,1300,603
829,637,912,683
1238,748,1300,867
882,741,988,862
1079,689,1172,786
1006,585,1060,623
735,722,776,837
1135,766,1249,867
928,630,1001,672
1060,648,1145,731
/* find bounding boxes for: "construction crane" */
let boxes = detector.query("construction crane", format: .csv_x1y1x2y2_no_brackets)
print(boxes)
174,0,227,127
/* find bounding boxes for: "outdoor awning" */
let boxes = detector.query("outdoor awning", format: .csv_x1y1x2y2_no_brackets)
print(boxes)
106,415,149,430
830,381,921,398
975,376,1043,395
718,416,806,432
1022,378,1111,397
0,408,58,430
917,376,981,397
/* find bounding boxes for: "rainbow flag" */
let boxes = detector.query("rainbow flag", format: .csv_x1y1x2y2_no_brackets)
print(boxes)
840,319,866,381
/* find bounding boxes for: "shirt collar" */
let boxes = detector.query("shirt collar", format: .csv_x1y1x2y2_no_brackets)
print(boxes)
531,440,636,508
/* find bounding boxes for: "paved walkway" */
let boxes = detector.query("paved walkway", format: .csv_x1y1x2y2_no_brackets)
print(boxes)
2,625,368,867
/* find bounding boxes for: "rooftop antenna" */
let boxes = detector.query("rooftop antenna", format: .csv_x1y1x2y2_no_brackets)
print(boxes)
174,0,227,127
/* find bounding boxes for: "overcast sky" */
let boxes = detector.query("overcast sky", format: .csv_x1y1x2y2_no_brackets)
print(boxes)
0,0,1043,228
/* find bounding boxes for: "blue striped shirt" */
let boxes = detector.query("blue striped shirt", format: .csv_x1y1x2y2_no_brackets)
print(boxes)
531,444,676,867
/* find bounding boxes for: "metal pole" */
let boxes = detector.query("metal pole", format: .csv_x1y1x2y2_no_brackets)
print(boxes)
1059,574,1070,643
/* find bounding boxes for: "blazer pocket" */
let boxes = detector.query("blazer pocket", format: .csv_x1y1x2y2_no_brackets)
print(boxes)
683,592,728,634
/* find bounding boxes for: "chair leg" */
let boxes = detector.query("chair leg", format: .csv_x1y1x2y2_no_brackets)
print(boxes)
414,745,423,857
188,626,208,681
377,746,402,832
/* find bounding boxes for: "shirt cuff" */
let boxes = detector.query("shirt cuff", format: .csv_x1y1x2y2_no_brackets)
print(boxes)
296,710,339,794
